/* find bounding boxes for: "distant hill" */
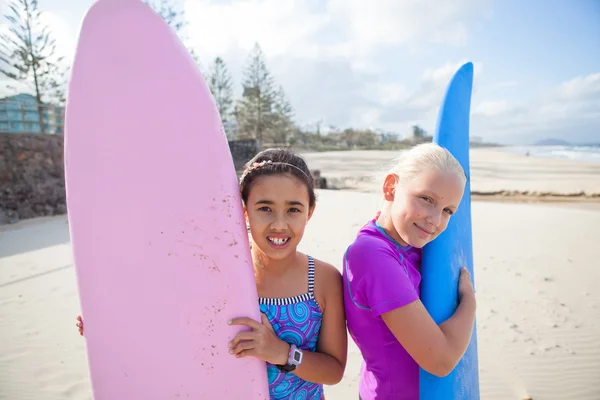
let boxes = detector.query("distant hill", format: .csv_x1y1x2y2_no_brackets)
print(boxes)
534,138,571,146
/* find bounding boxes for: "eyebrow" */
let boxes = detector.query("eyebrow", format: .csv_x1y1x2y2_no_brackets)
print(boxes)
420,190,458,209
420,190,440,199
254,199,305,207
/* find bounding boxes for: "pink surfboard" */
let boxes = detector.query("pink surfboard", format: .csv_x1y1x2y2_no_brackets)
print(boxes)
64,0,268,398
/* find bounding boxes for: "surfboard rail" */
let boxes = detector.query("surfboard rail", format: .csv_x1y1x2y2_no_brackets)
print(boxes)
419,62,480,400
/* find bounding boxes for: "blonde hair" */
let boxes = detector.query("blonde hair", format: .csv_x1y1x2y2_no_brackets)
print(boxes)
385,143,466,187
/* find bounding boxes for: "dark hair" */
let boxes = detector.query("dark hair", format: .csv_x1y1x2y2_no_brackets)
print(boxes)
240,148,316,208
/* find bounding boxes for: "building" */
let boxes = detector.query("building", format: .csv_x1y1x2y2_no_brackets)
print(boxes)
0,93,64,134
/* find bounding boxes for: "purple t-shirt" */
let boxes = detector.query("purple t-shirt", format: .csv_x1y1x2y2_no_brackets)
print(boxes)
343,218,422,400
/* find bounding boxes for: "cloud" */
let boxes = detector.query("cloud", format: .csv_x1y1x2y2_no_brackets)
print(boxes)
184,0,492,70
493,81,518,88
184,0,329,60
347,60,484,137
325,0,491,52
181,0,493,136
472,72,600,143
551,73,600,102
9,0,594,145
473,100,513,117
38,11,77,64
407,60,483,109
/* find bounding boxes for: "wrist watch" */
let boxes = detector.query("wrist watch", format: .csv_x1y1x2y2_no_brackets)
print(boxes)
277,344,303,372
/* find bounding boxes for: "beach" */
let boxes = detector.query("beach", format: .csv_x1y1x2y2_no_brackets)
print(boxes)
1,149,600,400
303,148,600,202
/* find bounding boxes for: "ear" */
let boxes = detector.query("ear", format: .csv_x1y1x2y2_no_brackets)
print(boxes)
243,207,249,226
307,204,316,222
382,173,398,201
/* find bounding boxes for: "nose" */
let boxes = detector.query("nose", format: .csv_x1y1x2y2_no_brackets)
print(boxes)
270,212,287,231
427,210,442,227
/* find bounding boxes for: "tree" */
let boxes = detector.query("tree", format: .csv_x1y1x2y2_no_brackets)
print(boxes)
0,0,65,133
235,43,276,144
208,57,234,127
144,0,201,66
411,125,427,139
271,85,295,145
145,0,186,32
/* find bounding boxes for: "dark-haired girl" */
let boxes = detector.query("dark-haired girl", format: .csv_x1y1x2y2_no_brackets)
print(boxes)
76,148,347,399
228,148,347,399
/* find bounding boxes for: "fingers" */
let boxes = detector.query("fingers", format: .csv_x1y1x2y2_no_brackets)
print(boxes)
260,313,273,330
461,267,473,282
460,267,473,282
228,317,262,330
76,316,84,336
230,339,255,356
229,331,255,349
234,349,257,359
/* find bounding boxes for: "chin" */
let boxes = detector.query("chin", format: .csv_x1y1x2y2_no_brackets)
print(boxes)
258,242,297,259
408,241,426,249
266,250,294,260
405,236,429,249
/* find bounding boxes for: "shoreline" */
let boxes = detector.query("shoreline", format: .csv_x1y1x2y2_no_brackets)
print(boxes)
326,183,600,201
302,148,600,206
321,180,600,204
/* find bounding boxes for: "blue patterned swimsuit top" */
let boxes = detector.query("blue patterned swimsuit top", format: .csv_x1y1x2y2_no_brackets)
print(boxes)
259,255,324,400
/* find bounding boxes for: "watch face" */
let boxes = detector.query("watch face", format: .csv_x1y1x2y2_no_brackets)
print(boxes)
293,351,302,362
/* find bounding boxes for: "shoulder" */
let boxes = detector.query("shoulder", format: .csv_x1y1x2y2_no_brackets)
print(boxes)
312,257,342,287
345,233,399,271
348,231,396,255
310,256,342,310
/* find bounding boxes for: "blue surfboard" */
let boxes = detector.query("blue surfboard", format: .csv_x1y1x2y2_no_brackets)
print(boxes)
419,62,480,400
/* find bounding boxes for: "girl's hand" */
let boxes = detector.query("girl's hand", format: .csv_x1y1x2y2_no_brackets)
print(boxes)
458,267,475,302
76,315,84,336
228,313,290,366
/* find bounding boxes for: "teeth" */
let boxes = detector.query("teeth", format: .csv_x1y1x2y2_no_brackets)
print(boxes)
268,237,288,245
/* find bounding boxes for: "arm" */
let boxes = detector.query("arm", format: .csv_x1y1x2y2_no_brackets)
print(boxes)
292,261,347,385
228,262,348,385
381,268,476,377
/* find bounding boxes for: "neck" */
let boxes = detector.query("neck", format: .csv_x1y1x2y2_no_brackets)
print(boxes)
251,242,298,280
376,205,410,247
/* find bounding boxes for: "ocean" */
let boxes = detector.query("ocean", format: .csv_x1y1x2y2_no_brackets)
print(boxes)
502,145,600,164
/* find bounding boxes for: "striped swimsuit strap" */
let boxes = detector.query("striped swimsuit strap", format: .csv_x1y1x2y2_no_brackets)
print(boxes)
258,256,316,306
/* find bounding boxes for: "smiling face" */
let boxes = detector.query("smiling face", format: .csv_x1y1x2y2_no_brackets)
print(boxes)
245,173,314,261
381,168,465,248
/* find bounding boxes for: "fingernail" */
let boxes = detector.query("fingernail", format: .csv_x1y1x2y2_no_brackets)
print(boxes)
227,320,232,325
229,349,233,354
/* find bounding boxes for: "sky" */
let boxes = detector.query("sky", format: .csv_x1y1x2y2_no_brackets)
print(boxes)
1,0,599,144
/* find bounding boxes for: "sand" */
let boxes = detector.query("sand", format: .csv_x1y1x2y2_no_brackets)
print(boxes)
302,148,600,200
1,186,600,399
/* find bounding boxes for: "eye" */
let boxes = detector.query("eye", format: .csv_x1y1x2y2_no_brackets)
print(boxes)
288,207,301,213
420,196,433,204
258,206,271,212
444,208,454,215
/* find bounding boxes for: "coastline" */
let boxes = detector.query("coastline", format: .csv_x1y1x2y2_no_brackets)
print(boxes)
302,148,600,205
